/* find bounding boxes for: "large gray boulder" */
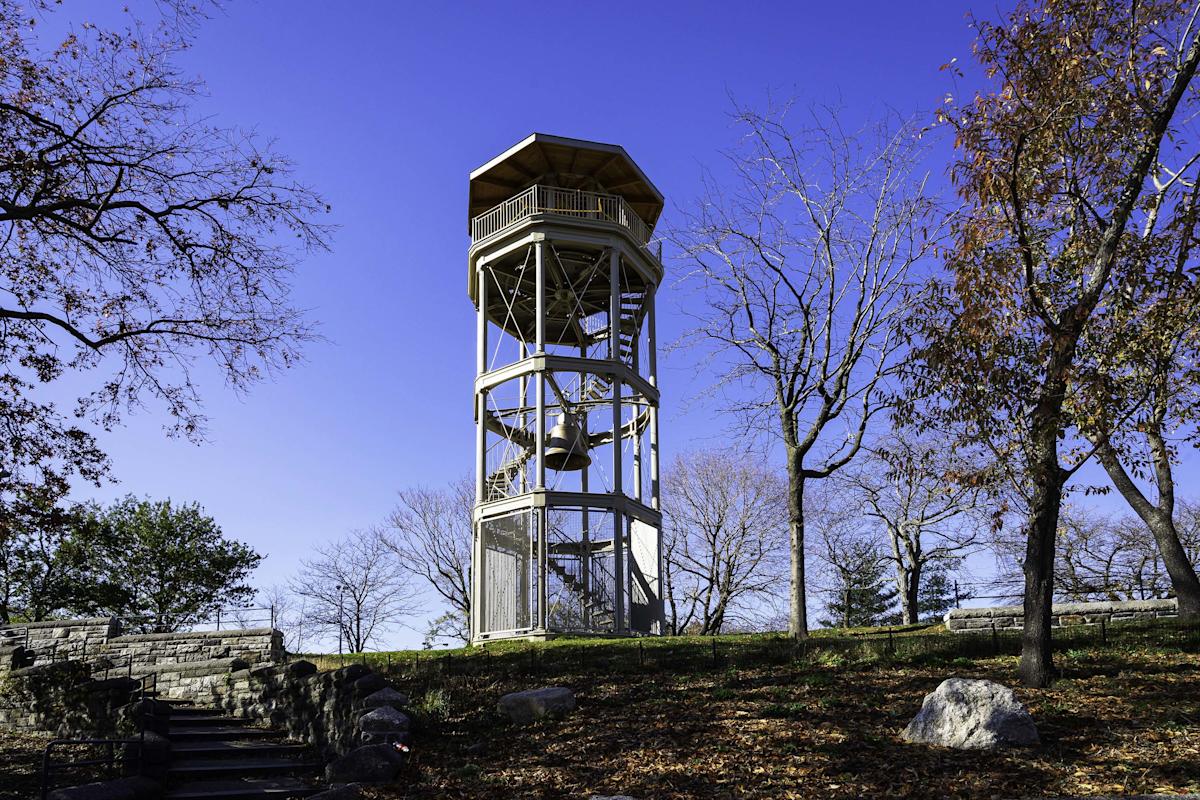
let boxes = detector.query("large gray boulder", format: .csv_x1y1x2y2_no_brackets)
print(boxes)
359,686,409,711
352,672,388,696
359,705,411,732
903,678,1039,750
497,686,576,725
325,743,407,784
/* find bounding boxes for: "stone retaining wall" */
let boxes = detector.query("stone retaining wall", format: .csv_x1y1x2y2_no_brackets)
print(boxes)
0,617,285,713
0,618,282,676
104,627,282,672
197,661,411,760
0,617,119,664
945,598,1178,632
0,660,141,735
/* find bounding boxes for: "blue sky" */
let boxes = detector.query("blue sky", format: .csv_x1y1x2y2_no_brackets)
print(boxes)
48,1,1190,647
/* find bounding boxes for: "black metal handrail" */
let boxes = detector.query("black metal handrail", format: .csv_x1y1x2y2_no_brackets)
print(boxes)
115,604,278,633
39,670,157,799
40,739,139,799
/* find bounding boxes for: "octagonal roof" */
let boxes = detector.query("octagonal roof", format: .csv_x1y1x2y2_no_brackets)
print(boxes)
468,133,663,234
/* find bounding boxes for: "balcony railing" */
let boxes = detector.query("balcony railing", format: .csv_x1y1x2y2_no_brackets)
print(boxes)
472,185,661,258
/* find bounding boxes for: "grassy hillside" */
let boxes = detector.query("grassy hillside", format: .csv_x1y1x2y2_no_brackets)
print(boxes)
309,622,1200,799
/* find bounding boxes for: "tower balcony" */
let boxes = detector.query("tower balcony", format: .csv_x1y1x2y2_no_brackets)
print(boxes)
470,184,664,261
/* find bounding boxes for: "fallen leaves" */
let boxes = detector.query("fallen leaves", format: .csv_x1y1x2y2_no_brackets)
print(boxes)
371,646,1200,799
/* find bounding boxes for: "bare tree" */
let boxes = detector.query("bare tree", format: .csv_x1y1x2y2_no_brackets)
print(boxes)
380,477,473,644
662,449,788,635
806,477,895,627
0,3,330,448
994,502,1200,604
255,584,311,654
845,436,991,624
672,104,941,637
290,533,418,654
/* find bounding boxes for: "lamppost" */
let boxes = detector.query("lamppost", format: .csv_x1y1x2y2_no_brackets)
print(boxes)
336,583,347,658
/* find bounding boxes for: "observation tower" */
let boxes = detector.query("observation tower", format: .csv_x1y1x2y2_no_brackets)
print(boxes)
467,134,664,642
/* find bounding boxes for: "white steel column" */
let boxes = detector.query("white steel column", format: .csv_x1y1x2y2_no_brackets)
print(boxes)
647,288,660,511
473,263,489,642
580,343,591,626
535,242,546,489
609,247,625,632
534,240,548,632
476,265,488,504
648,287,662,633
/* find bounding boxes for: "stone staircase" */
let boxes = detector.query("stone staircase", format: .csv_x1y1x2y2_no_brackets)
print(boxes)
162,699,324,799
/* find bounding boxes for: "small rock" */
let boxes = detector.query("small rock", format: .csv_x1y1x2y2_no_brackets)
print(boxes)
359,705,411,732
497,686,576,725
463,741,487,756
360,686,409,710
325,743,407,784
902,678,1039,750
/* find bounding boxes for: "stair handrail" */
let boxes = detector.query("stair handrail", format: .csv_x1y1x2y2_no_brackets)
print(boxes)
39,670,157,799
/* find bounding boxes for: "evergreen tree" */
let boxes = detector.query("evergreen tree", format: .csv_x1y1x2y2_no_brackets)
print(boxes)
820,540,898,628
916,562,961,622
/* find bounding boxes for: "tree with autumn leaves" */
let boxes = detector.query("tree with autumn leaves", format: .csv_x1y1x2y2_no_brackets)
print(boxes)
911,0,1200,687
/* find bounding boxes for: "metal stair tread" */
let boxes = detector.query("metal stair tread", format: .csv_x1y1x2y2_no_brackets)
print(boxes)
171,740,311,757
164,777,321,799
169,725,278,738
169,757,322,775
169,715,248,725
171,741,307,753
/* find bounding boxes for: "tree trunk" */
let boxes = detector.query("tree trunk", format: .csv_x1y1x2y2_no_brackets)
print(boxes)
787,455,808,638
903,563,921,625
1094,436,1200,619
1019,355,1070,688
1020,470,1062,688
1146,511,1200,618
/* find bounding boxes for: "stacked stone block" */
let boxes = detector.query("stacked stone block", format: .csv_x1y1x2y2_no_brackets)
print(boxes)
945,598,1178,632
0,618,119,665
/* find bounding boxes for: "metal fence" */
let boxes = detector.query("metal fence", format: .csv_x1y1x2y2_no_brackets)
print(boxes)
303,617,1200,692
116,605,277,633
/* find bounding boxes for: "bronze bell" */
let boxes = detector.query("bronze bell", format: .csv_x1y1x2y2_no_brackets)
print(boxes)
544,414,591,471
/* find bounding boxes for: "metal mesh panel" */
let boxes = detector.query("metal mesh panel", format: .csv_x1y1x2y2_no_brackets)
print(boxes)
479,510,535,635
630,517,662,634
546,508,616,633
